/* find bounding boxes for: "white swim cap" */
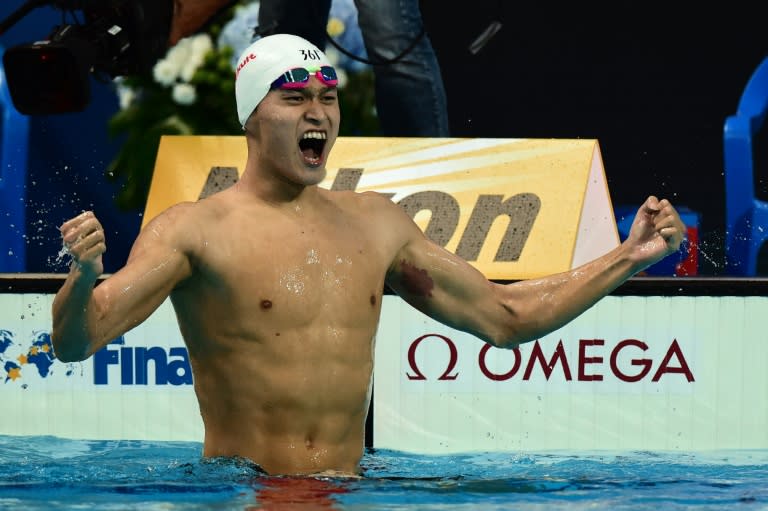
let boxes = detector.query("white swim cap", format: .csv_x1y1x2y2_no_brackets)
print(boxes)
234,34,333,127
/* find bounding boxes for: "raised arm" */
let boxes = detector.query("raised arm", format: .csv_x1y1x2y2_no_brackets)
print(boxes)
51,205,196,362
386,195,685,349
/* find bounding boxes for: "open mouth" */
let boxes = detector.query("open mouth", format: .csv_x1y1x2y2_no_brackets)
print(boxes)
299,131,327,167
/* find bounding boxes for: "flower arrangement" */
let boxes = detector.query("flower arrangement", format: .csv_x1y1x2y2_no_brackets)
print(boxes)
107,0,378,211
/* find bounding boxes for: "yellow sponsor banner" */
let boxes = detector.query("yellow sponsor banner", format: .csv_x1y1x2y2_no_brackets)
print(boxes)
146,136,619,279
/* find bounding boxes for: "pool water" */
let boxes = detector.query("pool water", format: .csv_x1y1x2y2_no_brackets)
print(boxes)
1,435,766,510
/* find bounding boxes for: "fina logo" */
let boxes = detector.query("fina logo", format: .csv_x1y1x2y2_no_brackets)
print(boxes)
93,336,192,386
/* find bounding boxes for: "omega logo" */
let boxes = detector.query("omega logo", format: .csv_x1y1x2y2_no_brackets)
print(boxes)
407,334,458,380
406,335,695,383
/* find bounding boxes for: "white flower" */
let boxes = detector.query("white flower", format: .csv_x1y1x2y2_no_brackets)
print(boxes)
155,36,193,86
191,33,214,54
112,77,136,109
153,33,213,87
153,59,179,86
179,34,213,82
117,85,136,109
165,37,192,69
172,83,197,105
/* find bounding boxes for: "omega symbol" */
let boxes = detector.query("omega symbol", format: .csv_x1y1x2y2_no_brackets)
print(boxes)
406,334,459,380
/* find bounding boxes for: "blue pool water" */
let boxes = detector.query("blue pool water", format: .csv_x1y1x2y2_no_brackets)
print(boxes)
1,435,766,510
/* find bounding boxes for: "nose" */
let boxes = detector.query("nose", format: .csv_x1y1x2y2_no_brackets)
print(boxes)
303,99,326,124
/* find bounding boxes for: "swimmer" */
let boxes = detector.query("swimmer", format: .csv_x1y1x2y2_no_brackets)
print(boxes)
51,34,686,476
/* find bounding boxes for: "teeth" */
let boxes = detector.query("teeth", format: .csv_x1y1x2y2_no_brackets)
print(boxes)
302,131,326,140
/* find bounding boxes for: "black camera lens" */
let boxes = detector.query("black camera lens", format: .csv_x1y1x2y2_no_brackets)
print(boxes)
3,43,91,115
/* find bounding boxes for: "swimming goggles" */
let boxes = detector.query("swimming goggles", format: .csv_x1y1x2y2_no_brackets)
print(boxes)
270,66,339,90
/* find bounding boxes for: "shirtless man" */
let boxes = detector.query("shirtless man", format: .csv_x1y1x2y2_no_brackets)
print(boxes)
51,34,686,476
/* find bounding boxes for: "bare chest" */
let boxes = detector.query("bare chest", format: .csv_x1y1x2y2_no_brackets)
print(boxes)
188,215,387,328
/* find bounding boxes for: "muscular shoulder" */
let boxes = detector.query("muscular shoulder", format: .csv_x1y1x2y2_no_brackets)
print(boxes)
326,188,426,254
133,194,232,255
145,189,235,230
330,189,408,219
365,190,422,233
325,189,412,228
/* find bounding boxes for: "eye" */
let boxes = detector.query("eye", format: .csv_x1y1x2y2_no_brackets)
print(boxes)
281,91,305,103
